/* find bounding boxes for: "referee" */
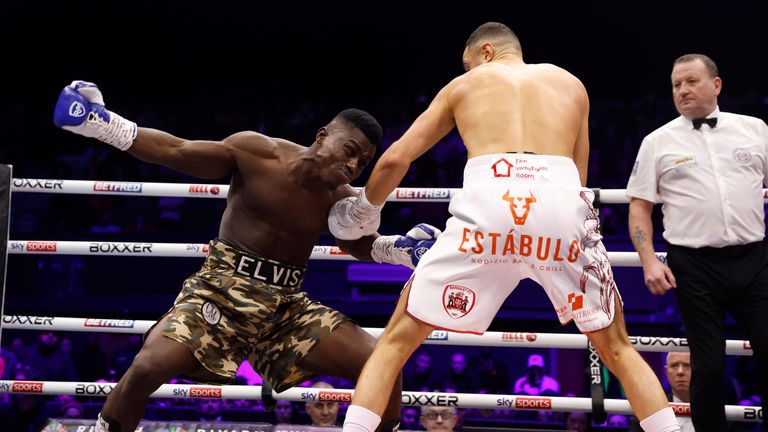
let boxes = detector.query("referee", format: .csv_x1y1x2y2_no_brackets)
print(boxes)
627,53,768,432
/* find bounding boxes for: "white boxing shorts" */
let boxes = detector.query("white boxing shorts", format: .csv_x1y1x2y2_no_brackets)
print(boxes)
406,154,622,334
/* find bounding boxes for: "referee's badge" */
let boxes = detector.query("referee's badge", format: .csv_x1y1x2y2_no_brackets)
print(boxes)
732,148,752,164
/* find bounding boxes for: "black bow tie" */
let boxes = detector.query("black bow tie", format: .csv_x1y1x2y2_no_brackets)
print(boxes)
692,117,717,130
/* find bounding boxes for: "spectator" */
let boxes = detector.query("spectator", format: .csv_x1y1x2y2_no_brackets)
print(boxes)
404,352,438,391
0,347,20,380
420,406,459,432
401,406,421,431
274,399,298,424
438,352,476,393
197,398,224,422
473,347,510,394
59,401,85,419
306,381,340,427
565,411,592,432
17,331,78,382
513,354,560,396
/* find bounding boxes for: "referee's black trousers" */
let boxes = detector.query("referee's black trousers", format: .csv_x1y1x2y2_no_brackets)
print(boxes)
668,242,768,431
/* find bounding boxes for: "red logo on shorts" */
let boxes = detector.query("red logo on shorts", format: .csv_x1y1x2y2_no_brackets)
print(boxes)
568,293,584,311
502,191,536,225
443,285,476,319
492,158,513,177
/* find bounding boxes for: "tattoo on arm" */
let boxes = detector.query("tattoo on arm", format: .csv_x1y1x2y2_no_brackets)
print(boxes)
631,226,647,248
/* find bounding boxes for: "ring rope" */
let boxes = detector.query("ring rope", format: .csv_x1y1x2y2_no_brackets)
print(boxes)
16,178,768,204
0,315,753,356
7,240,658,267
0,380,761,422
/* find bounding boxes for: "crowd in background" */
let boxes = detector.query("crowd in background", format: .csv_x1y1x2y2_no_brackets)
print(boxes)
2,89,767,430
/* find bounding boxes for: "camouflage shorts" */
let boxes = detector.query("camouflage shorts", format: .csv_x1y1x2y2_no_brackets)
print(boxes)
155,239,350,392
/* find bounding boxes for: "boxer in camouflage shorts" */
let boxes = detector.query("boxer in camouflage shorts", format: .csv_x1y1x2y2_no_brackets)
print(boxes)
54,83,440,432
160,239,350,391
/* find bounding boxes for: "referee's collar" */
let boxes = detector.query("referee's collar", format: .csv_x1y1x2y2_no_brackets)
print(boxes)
677,106,721,129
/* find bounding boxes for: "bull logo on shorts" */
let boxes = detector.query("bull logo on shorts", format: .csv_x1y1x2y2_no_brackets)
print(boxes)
442,284,476,319
502,191,536,225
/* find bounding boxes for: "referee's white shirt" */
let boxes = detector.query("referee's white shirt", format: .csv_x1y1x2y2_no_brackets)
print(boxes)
626,107,768,248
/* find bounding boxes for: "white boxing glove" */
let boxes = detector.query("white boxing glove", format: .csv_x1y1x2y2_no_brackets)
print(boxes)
53,81,137,151
328,189,384,240
371,223,442,269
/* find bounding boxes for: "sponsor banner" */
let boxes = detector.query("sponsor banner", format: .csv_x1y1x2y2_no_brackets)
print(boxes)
628,336,687,349
670,403,691,416
75,383,114,396
401,393,459,407
89,242,153,254
318,391,352,403
515,396,552,409
426,330,449,341
190,386,222,398
12,381,43,393
394,189,451,200
189,184,221,195
743,407,762,420
500,332,537,343
26,241,57,252
12,178,63,190
84,318,136,328
93,181,143,193
2,315,54,326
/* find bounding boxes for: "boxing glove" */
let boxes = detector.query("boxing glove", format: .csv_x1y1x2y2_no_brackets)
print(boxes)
53,81,137,151
328,189,384,240
371,223,442,269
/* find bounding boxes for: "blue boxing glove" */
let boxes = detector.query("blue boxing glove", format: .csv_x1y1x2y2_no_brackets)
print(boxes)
53,80,137,151
371,223,442,269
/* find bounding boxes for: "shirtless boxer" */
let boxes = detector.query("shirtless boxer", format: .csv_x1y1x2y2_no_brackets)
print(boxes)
53,81,440,432
331,22,680,432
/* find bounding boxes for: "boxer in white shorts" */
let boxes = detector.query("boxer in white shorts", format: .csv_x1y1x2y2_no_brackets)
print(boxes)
331,22,680,432
407,153,620,334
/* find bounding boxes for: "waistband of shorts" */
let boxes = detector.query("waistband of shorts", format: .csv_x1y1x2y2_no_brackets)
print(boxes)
463,153,581,186
669,241,764,257
209,239,307,290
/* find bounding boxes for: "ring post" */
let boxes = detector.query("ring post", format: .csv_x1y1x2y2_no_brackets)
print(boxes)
0,165,12,347
587,341,607,424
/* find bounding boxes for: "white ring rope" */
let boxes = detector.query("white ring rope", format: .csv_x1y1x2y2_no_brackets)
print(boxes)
7,240,654,267
14,177,768,204
11,178,454,203
0,315,753,356
0,380,761,422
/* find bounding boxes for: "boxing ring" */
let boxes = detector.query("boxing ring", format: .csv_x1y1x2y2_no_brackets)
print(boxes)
0,174,764,427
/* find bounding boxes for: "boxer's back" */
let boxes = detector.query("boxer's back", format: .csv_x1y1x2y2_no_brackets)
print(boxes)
450,62,588,159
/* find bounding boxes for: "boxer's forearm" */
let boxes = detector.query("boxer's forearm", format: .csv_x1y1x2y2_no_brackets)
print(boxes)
364,153,410,206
